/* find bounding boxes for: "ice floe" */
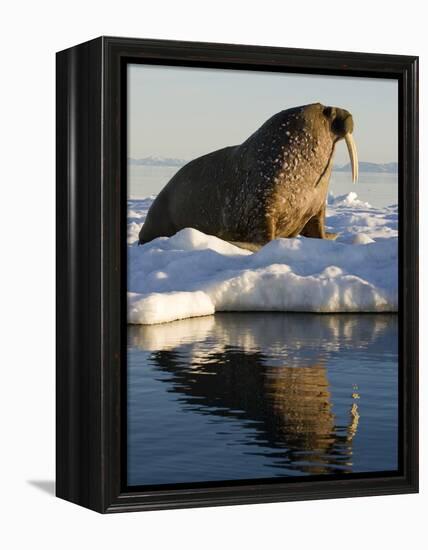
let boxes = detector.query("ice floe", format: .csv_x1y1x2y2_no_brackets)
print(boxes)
127,192,398,324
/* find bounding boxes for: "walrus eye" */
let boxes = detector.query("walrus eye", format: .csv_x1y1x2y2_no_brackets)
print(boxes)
323,107,336,120
323,106,336,119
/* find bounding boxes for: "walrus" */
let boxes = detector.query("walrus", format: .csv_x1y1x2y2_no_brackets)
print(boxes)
138,103,358,249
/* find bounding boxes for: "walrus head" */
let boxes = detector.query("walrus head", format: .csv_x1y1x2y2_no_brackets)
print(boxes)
250,102,359,188
281,102,358,184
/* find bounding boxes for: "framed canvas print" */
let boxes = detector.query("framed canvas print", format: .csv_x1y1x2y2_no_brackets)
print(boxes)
56,36,418,513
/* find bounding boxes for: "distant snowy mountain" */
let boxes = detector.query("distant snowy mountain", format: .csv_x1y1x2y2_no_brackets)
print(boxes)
335,162,398,173
128,156,187,167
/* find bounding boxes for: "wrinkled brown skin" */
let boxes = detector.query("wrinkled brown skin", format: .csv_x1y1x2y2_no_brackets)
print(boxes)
138,103,354,249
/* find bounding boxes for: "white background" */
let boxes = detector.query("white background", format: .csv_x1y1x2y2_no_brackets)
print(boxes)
1,1,425,548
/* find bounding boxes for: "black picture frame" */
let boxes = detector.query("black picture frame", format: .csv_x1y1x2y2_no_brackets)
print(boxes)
56,36,419,513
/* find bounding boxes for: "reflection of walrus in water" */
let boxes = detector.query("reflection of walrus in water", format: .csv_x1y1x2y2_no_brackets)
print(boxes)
128,314,395,474
149,350,358,475
139,103,358,249
128,313,396,475
265,364,360,474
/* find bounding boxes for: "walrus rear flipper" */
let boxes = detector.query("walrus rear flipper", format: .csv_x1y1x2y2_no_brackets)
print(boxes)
138,192,178,245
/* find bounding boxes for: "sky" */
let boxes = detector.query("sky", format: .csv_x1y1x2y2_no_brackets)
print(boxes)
128,63,398,167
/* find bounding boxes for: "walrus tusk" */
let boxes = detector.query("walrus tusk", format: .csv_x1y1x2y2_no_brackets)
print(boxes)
344,132,358,183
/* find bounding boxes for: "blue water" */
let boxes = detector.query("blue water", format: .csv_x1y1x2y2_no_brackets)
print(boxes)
127,313,398,486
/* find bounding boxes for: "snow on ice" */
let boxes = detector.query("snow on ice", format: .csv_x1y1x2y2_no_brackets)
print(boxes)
127,192,398,324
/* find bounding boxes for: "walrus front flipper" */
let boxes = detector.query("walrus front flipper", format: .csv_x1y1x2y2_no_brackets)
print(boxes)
299,203,337,240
